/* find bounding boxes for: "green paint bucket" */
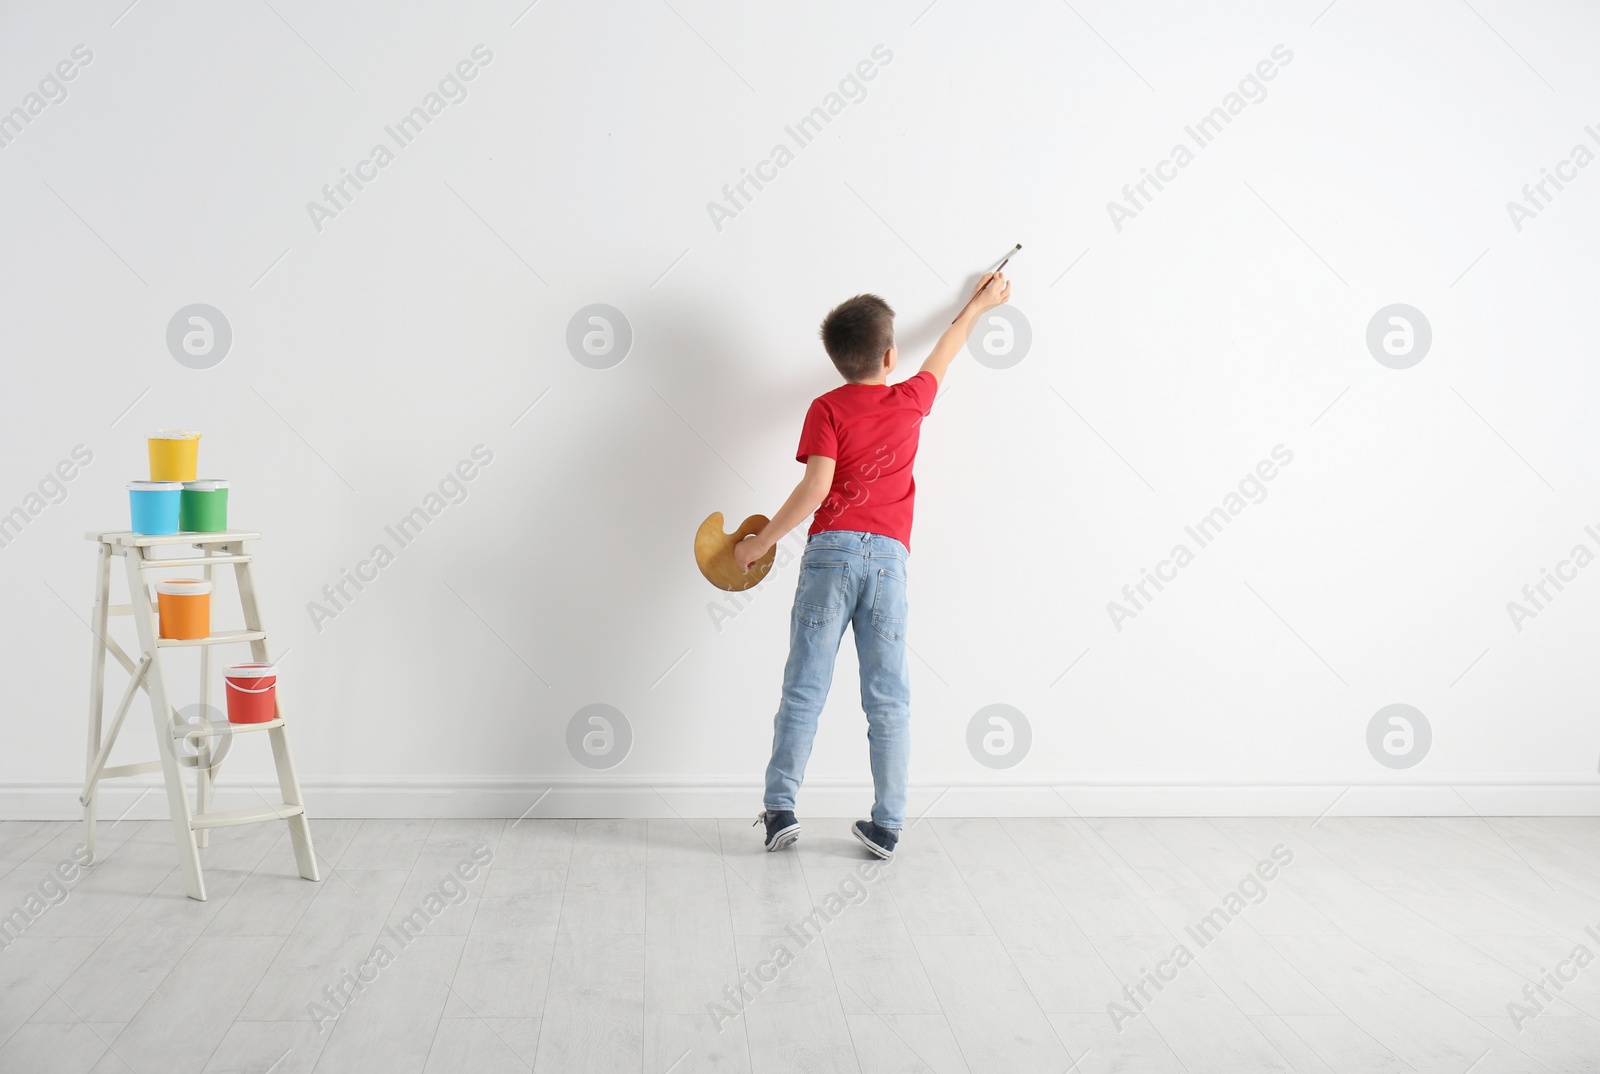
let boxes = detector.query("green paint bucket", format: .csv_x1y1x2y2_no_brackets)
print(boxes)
180,479,229,532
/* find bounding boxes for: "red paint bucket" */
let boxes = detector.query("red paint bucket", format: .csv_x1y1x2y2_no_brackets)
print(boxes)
224,663,277,723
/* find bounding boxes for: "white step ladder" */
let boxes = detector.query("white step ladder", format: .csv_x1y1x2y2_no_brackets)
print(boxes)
82,529,319,901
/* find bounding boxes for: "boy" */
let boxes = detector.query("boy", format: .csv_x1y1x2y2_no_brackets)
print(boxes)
734,271,1013,858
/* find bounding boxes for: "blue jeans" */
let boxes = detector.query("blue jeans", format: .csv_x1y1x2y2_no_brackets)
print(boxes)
764,530,910,829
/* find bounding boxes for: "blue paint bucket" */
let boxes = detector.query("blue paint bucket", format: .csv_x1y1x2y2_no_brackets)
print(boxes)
128,481,182,534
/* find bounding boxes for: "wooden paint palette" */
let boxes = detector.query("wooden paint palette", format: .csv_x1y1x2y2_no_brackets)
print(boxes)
695,512,776,591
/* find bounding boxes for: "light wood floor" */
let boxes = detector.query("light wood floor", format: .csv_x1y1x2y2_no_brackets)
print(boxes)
2,815,1599,1073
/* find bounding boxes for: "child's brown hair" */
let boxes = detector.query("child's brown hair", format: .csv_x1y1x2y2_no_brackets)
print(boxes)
819,294,895,382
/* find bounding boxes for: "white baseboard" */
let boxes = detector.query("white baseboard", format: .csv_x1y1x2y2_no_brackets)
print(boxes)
4,776,1599,819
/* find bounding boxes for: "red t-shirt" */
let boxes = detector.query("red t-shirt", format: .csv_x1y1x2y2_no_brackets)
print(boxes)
796,370,936,551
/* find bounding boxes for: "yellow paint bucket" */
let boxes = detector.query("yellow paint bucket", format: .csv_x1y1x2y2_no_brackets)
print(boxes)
148,430,201,482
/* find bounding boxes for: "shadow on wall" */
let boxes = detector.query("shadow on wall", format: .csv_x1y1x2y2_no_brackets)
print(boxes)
892,270,994,361
459,297,800,742
636,295,826,655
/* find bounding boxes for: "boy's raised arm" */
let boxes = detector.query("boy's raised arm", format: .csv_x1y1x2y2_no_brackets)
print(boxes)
919,271,1012,387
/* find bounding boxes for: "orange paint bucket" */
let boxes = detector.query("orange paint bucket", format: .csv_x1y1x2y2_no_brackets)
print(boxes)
225,664,277,723
155,578,211,640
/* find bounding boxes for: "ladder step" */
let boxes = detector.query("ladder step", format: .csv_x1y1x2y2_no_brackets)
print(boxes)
140,555,252,569
191,802,304,830
87,530,261,547
157,629,266,647
99,760,165,779
173,717,282,737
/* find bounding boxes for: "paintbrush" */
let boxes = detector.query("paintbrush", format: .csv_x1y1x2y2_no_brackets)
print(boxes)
951,243,1021,324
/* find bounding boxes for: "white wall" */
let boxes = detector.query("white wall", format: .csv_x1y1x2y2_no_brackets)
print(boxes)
4,0,1598,819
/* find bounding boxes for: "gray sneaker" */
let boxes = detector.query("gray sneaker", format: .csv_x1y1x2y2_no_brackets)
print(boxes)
755,810,800,852
851,820,899,859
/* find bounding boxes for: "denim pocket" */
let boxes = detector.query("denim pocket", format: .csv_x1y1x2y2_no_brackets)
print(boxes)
794,561,848,627
871,566,908,641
